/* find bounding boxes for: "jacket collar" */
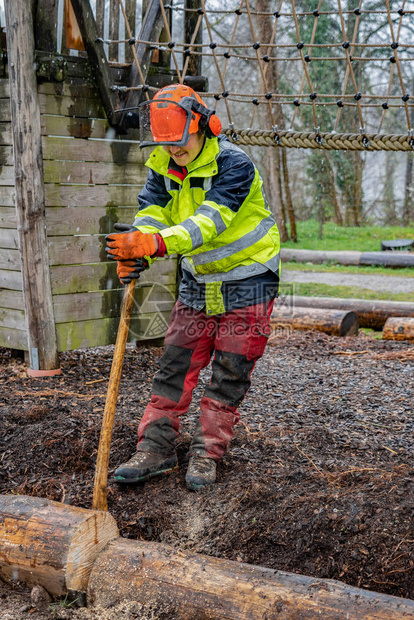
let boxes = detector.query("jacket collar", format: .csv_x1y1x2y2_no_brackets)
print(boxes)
145,137,220,180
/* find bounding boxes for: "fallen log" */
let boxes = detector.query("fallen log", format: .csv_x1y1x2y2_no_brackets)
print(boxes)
1,495,414,619
284,296,414,329
281,248,361,265
360,251,414,268
87,537,414,619
383,317,414,341
271,306,359,336
280,248,414,268
0,495,118,596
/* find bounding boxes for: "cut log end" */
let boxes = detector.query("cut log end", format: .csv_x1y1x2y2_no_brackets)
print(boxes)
382,317,414,341
286,296,414,330
340,310,359,337
0,495,119,596
66,510,119,592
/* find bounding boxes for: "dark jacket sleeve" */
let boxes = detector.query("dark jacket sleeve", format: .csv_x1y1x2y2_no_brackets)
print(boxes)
134,169,173,232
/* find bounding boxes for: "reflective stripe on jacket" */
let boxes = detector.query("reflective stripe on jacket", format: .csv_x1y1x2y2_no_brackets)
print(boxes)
134,135,280,314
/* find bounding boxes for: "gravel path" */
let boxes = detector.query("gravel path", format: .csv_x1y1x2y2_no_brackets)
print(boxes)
281,269,414,293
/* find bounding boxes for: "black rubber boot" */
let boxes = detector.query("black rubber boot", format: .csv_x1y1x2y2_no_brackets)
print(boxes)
114,450,178,484
186,455,217,491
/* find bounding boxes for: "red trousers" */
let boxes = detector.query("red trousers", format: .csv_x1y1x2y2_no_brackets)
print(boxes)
137,299,274,460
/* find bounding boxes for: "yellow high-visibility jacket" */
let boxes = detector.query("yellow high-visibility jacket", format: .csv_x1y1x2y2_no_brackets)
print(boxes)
134,135,280,314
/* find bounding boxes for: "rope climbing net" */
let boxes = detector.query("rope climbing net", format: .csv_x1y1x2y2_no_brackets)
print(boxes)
109,0,414,151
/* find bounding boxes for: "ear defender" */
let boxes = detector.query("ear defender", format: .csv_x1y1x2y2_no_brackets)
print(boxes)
200,110,222,138
190,99,222,138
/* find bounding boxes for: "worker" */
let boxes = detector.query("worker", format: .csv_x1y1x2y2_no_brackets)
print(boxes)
106,83,280,491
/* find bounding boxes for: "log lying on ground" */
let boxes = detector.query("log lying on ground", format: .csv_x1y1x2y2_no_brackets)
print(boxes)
359,251,414,268
383,317,414,341
87,537,414,619
281,248,414,268
271,306,359,336
1,495,414,619
284,296,414,329
281,249,362,265
0,495,118,596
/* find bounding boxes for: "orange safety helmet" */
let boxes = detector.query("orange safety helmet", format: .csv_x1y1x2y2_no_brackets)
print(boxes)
138,84,222,148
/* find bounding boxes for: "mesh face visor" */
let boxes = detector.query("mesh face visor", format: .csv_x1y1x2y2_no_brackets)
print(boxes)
138,98,195,148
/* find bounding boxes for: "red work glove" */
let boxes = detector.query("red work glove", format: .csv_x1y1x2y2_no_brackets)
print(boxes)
106,229,157,260
117,258,149,284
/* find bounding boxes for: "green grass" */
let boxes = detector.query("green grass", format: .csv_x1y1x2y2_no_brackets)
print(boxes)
360,328,383,340
281,281,414,302
49,594,79,616
283,220,414,252
282,261,414,278
280,220,414,301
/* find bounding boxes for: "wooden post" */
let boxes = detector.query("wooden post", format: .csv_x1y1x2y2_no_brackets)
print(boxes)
118,0,170,132
184,0,202,76
109,0,120,62
34,0,60,52
95,0,105,38
125,0,137,64
153,0,172,70
69,0,120,125
65,0,86,51
4,0,60,374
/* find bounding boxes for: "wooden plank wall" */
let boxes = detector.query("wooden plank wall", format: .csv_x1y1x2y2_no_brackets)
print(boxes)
0,77,177,351
0,79,24,350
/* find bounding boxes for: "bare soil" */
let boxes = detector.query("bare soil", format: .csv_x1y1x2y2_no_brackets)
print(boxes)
1,329,414,619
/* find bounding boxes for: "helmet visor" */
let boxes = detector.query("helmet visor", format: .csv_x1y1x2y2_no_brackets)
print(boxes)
138,98,193,148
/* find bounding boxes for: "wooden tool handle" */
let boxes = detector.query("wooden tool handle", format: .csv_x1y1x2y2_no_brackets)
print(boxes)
92,280,136,511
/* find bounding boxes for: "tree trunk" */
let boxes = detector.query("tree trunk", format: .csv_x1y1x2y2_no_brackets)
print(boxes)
322,152,343,226
352,150,363,226
256,0,290,242
264,147,288,242
87,536,414,618
383,154,398,225
403,151,413,226
403,75,414,226
317,195,324,240
282,149,297,241
345,194,353,226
